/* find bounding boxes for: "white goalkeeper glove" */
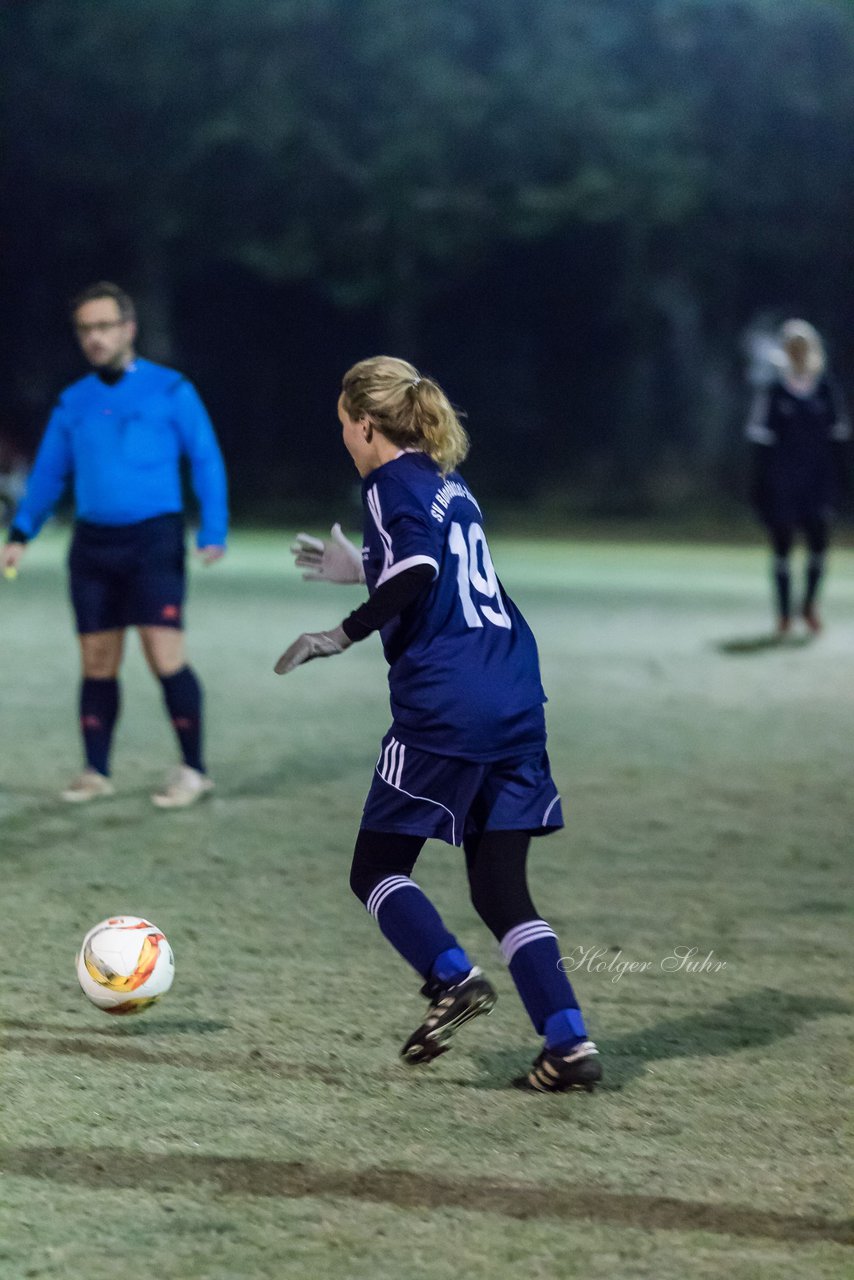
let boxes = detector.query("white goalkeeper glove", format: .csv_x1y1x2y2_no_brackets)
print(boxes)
273,624,352,675
291,523,365,584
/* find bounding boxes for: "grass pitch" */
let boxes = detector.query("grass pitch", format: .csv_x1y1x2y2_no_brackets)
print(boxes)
1,529,853,1280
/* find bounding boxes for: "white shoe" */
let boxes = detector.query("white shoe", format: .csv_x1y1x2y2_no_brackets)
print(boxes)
151,765,214,809
60,768,115,803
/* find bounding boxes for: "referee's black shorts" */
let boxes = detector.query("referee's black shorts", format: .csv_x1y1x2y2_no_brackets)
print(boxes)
68,513,186,635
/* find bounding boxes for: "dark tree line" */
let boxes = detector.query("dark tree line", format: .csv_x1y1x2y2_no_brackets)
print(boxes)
1,0,853,516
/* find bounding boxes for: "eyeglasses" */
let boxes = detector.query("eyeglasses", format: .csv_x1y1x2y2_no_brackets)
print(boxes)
74,319,129,336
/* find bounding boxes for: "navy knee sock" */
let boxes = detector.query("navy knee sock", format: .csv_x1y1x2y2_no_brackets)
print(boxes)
501,919,589,1052
159,666,204,772
80,678,120,776
366,876,471,983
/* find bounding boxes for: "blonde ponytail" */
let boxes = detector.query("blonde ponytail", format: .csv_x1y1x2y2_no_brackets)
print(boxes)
779,319,826,378
341,356,469,475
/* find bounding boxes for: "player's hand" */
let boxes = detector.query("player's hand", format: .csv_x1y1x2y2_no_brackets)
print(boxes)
197,545,226,566
291,523,365,584
1,542,24,579
274,625,352,675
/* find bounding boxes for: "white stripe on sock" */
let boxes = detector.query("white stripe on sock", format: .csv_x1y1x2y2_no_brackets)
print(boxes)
500,920,557,964
366,875,419,919
502,924,556,954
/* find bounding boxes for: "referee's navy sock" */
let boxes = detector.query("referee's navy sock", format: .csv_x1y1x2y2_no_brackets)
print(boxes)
366,876,470,982
80,677,120,777
773,556,791,621
159,666,205,773
804,552,824,609
501,919,588,1048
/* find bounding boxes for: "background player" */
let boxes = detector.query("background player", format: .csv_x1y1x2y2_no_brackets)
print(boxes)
746,318,850,635
277,356,600,1094
1,282,228,806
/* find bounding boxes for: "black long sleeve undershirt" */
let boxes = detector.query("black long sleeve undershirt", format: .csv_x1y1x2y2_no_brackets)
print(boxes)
341,563,435,642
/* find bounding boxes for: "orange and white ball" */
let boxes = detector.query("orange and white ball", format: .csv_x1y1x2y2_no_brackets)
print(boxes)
76,916,174,1015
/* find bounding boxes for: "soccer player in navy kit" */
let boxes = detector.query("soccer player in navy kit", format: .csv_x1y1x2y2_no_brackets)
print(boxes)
276,356,600,1093
746,319,850,635
1,282,228,807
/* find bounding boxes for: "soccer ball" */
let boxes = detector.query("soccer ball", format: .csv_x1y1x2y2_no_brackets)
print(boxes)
76,916,174,1015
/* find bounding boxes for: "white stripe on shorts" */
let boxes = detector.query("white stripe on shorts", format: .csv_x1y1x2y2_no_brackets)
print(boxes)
366,875,419,919
374,736,457,844
542,793,561,827
500,920,557,964
378,737,406,790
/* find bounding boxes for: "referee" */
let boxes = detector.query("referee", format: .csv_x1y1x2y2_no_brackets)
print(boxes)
1,282,228,807
746,319,851,634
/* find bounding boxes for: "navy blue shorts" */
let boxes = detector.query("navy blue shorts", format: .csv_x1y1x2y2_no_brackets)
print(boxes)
360,729,564,846
68,513,186,635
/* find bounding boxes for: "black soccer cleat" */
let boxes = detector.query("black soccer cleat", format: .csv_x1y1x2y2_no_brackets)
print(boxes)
516,1040,602,1093
401,967,497,1065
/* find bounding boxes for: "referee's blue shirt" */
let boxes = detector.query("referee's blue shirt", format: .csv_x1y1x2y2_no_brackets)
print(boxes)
12,358,228,547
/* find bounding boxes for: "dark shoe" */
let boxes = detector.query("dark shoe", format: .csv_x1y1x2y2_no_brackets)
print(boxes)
801,606,822,634
401,967,497,1064
516,1040,602,1093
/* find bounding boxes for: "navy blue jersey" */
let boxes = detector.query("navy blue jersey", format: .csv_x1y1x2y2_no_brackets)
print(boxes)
12,358,228,547
746,377,851,525
360,451,547,761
